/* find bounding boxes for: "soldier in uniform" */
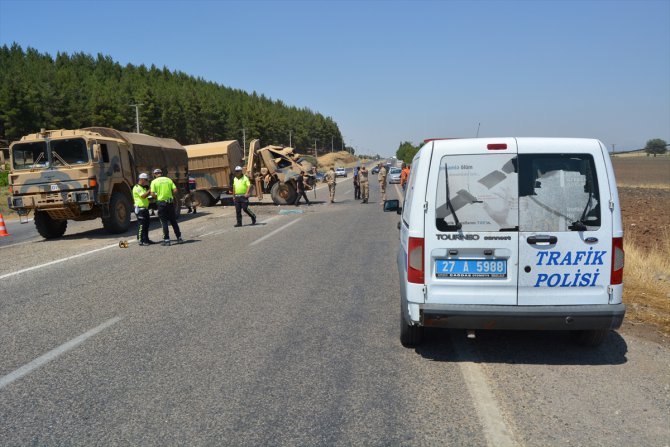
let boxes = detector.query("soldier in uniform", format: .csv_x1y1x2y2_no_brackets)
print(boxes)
325,167,337,203
378,163,388,204
353,167,361,200
133,173,155,246
150,168,183,246
186,176,198,214
359,166,370,203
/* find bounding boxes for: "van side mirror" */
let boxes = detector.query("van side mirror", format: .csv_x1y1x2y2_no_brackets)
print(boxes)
384,199,401,213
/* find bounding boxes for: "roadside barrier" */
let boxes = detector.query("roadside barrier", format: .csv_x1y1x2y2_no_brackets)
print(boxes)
0,213,10,237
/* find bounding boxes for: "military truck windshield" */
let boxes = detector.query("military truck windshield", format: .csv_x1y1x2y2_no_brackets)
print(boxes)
12,142,48,170
51,138,88,166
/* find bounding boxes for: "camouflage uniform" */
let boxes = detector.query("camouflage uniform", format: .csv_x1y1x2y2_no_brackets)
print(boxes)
378,165,387,203
325,168,337,203
359,167,369,203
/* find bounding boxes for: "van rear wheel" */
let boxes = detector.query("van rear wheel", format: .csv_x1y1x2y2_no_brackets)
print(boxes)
571,329,609,346
400,312,423,347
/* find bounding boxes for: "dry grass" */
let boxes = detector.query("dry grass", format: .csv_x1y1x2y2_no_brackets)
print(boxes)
623,229,670,336
617,183,670,190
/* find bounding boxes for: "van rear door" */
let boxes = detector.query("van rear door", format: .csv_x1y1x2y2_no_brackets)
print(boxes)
517,139,611,305
424,139,519,306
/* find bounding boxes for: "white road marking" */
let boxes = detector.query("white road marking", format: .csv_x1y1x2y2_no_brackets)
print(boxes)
0,242,132,280
452,340,519,447
0,316,122,390
250,218,302,246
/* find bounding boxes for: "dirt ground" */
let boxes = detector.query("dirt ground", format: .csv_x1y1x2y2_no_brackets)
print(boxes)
619,187,670,252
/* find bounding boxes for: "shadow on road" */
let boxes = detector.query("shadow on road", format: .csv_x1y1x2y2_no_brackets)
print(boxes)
415,328,628,366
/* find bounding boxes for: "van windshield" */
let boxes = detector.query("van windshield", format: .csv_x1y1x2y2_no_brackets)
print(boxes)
518,154,600,231
436,154,519,232
435,153,601,232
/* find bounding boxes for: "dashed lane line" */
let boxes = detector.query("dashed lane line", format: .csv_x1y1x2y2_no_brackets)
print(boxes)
0,316,123,390
250,218,302,246
0,241,134,280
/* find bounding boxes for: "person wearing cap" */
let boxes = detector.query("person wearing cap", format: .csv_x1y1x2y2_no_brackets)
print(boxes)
377,163,388,205
150,168,183,245
133,173,155,246
186,176,198,214
293,170,311,206
232,165,256,227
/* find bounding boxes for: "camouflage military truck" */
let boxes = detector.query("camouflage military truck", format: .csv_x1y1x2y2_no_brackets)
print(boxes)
184,140,244,206
7,127,188,238
245,139,316,205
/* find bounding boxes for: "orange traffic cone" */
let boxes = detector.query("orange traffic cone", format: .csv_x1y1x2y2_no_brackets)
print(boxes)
0,213,10,237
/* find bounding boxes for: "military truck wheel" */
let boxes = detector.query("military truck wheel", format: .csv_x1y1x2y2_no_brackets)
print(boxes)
102,192,131,234
270,182,296,205
34,211,67,239
195,191,215,207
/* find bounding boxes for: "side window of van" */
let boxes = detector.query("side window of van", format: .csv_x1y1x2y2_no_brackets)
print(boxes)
402,158,419,225
518,154,600,231
435,154,519,232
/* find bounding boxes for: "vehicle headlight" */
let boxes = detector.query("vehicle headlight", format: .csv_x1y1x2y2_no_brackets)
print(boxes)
11,197,24,207
75,192,90,202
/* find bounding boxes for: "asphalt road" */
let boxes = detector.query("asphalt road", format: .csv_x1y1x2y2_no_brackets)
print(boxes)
1,178,668,446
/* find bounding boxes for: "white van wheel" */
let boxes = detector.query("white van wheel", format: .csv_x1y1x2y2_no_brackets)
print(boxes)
400,312,423,347
571,329,609,346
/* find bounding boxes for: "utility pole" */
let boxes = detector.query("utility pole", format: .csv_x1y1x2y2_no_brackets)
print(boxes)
289,130,292,148
476,122,481,138
314,139,317,163
331,136,334,153
130,103,144,133
612,144,616,153
241,128,246,158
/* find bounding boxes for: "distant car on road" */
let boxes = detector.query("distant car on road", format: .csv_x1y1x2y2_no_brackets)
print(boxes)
371,166,380,174
388,167,402,184
335,167,347,178
315,171,327,183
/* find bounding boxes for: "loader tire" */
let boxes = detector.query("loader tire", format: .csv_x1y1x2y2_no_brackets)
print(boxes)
34,211,67,239
270,182,296,205
102,192,131,234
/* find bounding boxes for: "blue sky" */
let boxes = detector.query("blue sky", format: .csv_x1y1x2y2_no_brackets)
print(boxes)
1,0,668,156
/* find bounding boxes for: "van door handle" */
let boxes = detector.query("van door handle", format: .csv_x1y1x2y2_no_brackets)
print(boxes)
527,235,558,245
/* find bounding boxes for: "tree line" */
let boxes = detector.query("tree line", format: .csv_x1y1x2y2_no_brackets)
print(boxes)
0,44,343,153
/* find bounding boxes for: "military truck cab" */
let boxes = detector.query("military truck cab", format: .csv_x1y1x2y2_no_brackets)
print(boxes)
8,128,188,238
386,138,625,347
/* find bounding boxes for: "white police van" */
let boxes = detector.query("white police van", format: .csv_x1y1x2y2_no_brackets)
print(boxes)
385,138,625,347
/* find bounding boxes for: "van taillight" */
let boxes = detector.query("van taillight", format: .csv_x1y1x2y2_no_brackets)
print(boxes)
408,237,424,284
611,237,624,285
487,143,507,150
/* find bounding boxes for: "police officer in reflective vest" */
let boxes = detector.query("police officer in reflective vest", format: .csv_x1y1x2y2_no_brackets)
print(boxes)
133,172,155,246
233,166,257,227
150,168,183,246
